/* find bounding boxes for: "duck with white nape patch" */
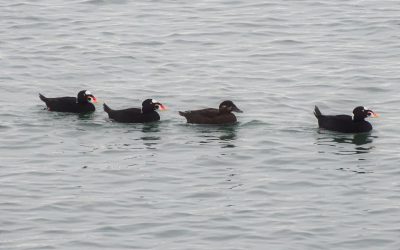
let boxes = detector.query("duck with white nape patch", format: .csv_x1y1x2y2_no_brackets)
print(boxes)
39,90,97,113
314,106,379,133
103,99,167,123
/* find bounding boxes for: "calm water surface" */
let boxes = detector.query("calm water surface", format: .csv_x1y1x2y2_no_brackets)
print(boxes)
1,0,400,249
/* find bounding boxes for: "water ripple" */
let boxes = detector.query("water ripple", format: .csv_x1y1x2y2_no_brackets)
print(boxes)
1,0,400,249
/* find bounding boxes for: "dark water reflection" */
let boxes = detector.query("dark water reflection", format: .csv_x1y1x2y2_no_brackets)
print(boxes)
193,124,238,148
315,131,378,174
140,122,161,149
316,131,376,155
332,133,373,146
78,112,95,120
141,122,160,133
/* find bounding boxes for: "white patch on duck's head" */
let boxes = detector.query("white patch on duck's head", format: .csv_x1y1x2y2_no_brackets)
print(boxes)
151,99,158,104
85,90,92,96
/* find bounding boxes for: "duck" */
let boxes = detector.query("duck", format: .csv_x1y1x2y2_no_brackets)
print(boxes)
39,90,97,113
179,100,242,124
103,99,166,123
314,106,378,133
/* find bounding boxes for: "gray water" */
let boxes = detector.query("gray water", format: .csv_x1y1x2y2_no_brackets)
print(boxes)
1,0,400,249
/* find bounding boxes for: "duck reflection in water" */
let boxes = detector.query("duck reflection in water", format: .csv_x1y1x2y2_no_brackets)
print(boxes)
316,131,376,155
140,122,161,149
333,133,373,146
78,112,95,120
195,124,238,148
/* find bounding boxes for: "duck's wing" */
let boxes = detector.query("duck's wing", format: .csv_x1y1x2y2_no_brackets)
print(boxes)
179,108,230,124
318,114,354,132
104,105,142,122
39,94,76,104
39,95,78,111
332,115,352,121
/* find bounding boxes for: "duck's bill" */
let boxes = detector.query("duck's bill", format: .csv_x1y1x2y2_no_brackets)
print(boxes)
368,111,379,118
88,96,98,103
233,106,243,113
158,104,167,111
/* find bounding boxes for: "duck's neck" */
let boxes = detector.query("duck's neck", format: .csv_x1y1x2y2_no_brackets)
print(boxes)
353,116,365,122
142,108,155,114
219,109,231,114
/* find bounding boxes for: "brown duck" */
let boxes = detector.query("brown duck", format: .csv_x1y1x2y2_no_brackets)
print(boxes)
179,100,242,124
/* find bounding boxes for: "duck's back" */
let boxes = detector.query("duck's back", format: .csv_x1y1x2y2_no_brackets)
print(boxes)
317,115,372,133
40,95,94,113
179,108,237,124
105,106,160,123
317,114,351,132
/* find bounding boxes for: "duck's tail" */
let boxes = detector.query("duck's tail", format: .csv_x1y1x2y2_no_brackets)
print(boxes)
103,103,112,114
178,111,187,117
314,106,322,118
39,93,47,102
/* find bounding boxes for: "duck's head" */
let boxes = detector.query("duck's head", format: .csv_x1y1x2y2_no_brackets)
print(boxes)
77,90,97,104
219,100,242,114
142,99,167,113
353,106,378,121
